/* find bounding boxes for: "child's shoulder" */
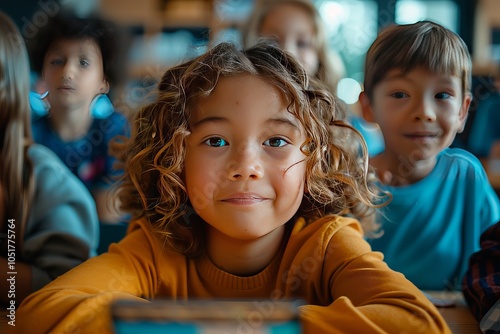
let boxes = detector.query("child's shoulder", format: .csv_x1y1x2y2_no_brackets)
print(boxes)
31,113,50,129
437,147,492,183
28,143,63,165
93,111,130,136
106,110,129,123
295,215,363,244
439,147,484,170
28,144,80,179
27,144,94,198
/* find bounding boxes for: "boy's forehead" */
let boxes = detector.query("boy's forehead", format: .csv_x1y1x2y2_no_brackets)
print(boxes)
381,68,461,83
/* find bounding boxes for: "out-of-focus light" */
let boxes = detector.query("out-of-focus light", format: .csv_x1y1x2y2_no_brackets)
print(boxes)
337,77,362,104
396,1,426,24
318,1,347,33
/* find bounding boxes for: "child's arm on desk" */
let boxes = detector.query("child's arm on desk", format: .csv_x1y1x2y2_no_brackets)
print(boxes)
297,221,450,334
16,219,156,334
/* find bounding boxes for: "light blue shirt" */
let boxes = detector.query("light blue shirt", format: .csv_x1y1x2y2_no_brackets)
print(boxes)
25,144,99,291
369,148,500,290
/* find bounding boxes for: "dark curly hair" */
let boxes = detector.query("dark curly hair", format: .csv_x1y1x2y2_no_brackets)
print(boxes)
28,11,120,86
114,42,387,258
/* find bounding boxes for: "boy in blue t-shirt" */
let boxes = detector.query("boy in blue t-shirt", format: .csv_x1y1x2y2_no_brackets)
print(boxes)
29,12,130,223
359,20,500,290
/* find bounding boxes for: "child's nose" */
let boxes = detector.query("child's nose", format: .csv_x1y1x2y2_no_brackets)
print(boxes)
61,63,75,79
227,146,264,181
413,100,437,122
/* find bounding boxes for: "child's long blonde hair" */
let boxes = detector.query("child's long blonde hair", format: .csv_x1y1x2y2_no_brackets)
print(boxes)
0,12,35,249
242,0,345,96
115,42,385,257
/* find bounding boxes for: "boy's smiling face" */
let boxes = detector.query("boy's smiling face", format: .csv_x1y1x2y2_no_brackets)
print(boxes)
184,74,307,242
361,68,470,167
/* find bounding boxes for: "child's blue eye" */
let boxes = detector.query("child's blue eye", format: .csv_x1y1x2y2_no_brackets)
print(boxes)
264,137,288,147
204,137,228,147
391,92,408,99
80,60,90,67
435,92,451,99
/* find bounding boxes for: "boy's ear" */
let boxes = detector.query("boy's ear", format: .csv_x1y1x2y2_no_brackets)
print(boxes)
456,93,472,133
358,91,375,122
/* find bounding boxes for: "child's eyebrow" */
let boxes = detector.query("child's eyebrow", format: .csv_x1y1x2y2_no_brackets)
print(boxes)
191,116,300,131
191,116,227,129
267,117,300,131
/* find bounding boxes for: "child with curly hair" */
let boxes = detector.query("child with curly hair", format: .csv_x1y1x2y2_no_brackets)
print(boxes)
18,42,449,333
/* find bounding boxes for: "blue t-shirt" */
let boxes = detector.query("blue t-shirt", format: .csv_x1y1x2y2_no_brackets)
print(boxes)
368,148,500,290
32,112,130,192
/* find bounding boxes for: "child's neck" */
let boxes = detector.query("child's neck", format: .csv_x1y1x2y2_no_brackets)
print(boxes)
49,106,93,141
206,225,286,277
372,152,437,186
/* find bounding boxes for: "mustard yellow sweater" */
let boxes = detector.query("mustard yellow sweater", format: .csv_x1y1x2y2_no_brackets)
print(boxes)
16,216,450,333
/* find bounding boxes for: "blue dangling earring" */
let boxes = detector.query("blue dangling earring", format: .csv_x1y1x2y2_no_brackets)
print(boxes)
89,93,114,119
29,91,50,117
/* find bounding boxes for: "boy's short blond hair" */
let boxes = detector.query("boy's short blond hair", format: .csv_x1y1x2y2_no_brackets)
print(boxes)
363,20,471,100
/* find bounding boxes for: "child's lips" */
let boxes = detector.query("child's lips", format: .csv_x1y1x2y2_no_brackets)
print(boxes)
404,132,438,142
220,193,269,205
58,85,75,92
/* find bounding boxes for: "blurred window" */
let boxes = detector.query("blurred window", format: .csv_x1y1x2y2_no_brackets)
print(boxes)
315,0,378,83
395,0,459,33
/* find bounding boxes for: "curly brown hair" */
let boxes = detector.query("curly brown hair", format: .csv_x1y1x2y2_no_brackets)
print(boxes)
114,42,387,257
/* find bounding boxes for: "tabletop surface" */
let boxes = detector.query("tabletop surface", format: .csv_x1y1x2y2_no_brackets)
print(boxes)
425,290,481,334
0,292,482,333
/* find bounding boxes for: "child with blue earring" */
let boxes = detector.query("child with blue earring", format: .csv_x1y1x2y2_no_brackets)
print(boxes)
29,11,130,224
17,41,450,334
